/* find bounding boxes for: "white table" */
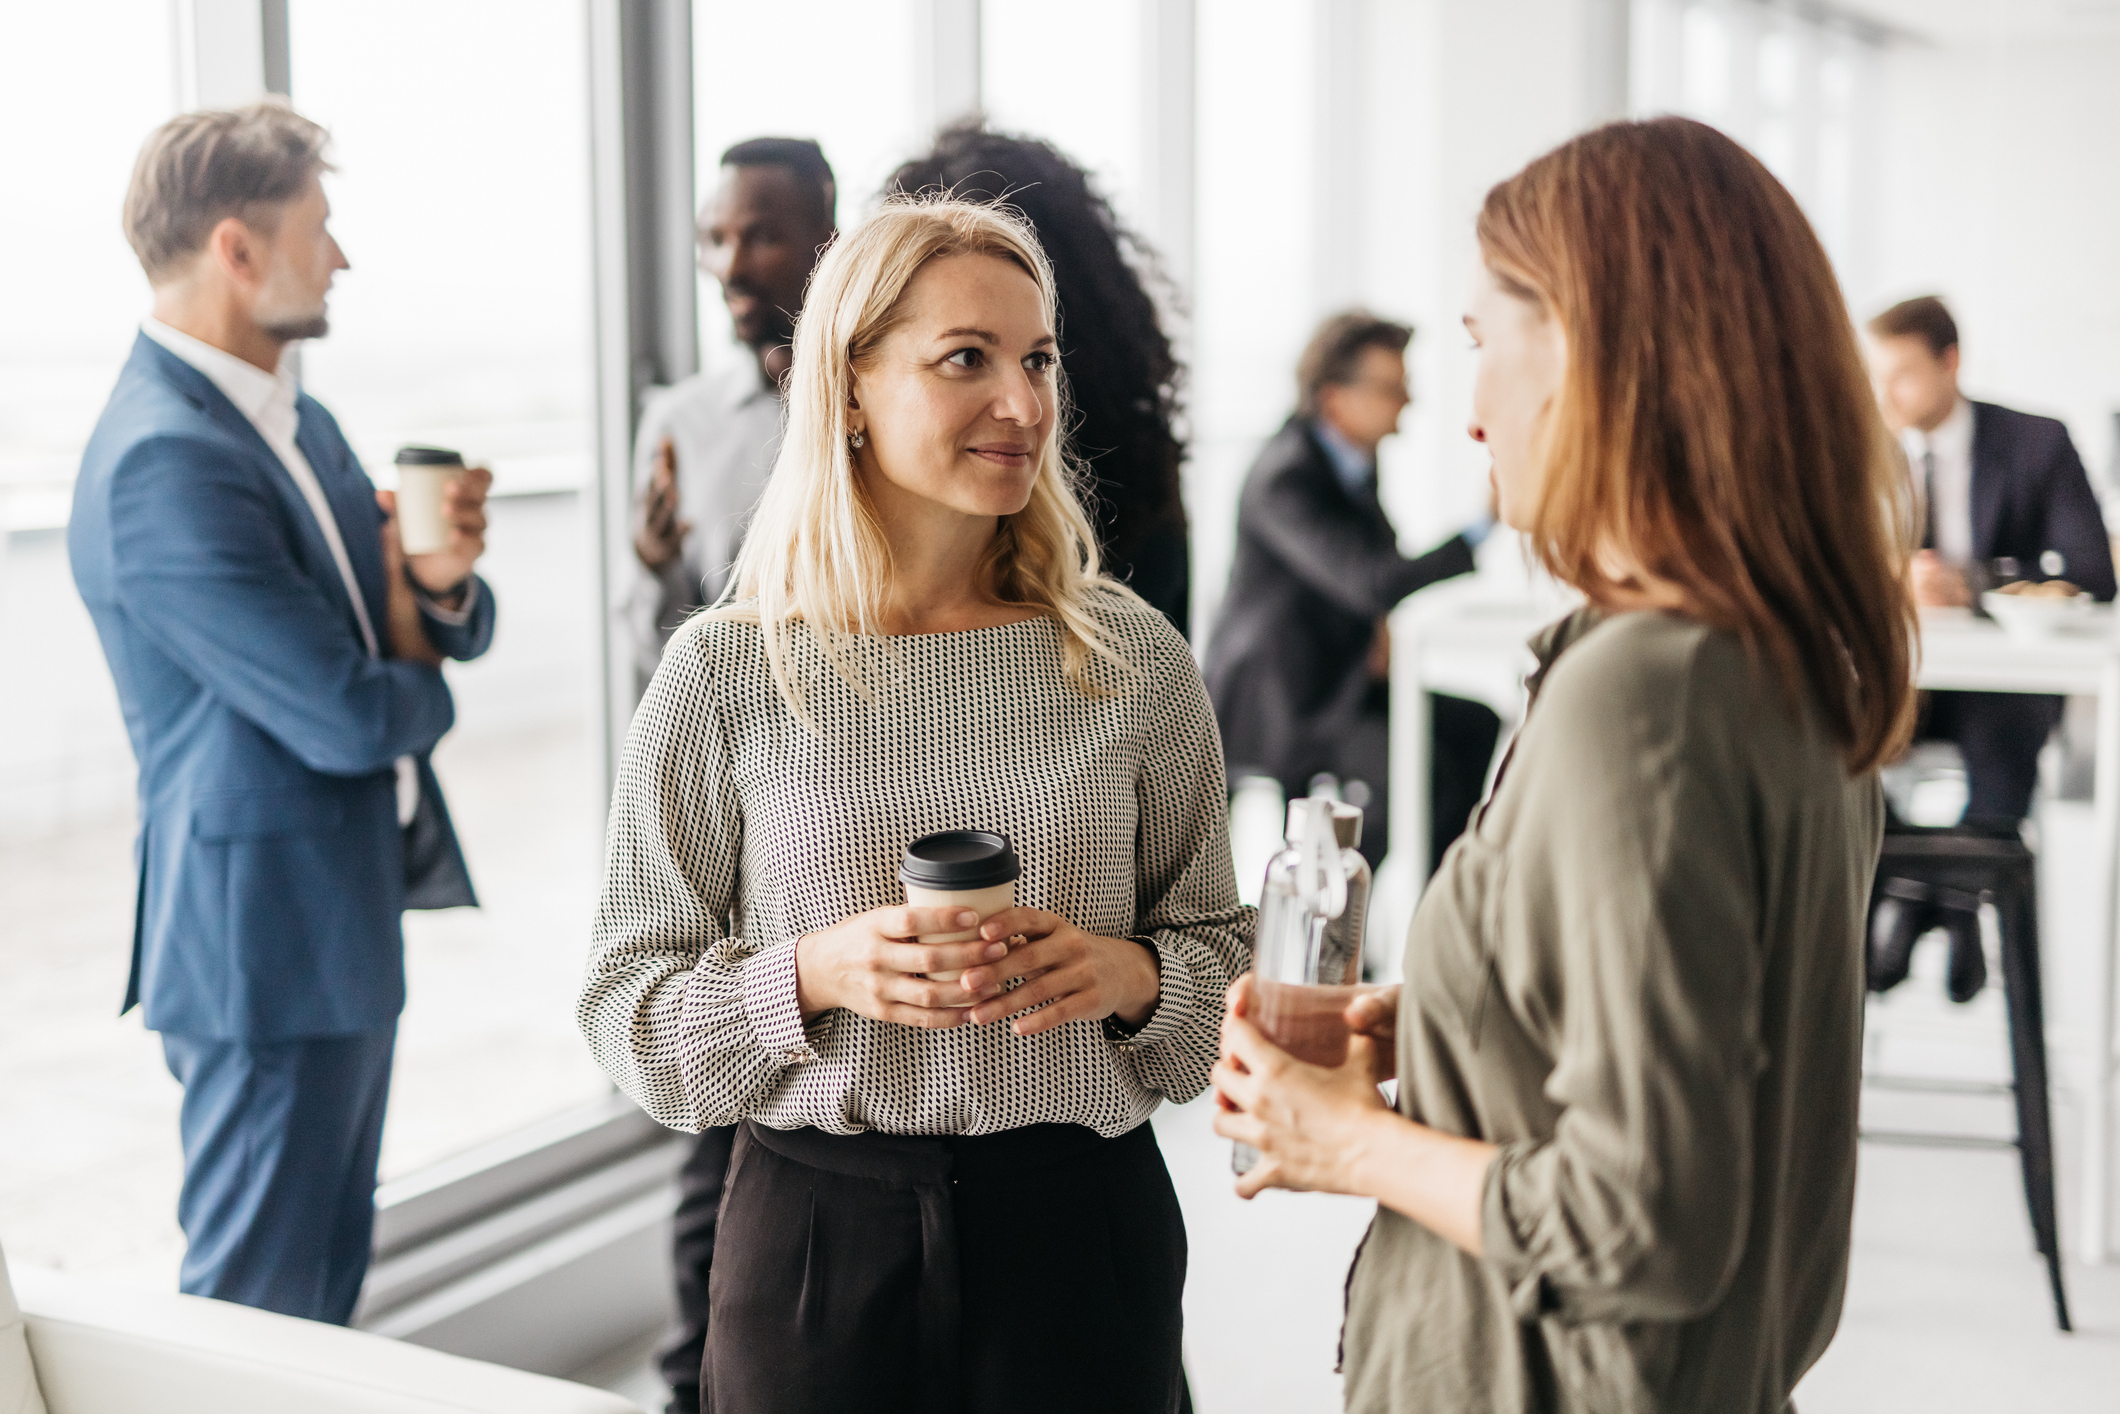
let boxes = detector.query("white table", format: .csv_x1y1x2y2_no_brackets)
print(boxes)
1384,593,2120,1263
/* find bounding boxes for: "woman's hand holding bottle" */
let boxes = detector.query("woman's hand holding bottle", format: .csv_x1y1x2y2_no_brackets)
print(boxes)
1344,984,1400,1084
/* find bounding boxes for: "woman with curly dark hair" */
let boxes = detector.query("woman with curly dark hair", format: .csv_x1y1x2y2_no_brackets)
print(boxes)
886,120,1192,634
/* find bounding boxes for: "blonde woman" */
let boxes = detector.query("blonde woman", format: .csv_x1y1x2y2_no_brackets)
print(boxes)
580,198,1249,1414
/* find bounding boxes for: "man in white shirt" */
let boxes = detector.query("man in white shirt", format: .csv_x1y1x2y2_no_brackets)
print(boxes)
70,101,496,1321
630,135,834,1414
626,137,837,698
1865,295,2114,998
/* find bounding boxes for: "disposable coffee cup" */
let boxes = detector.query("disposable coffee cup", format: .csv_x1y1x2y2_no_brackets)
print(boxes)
899,830,1020,984
393,446,465,556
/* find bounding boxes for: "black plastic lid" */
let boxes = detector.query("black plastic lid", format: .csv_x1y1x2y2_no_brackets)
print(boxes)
898,830,1019,891
395,444,464,466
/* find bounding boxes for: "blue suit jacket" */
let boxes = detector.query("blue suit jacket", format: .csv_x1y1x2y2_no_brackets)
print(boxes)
69,334,497,1040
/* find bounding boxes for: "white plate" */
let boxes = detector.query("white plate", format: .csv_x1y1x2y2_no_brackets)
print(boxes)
1980,589,2096,640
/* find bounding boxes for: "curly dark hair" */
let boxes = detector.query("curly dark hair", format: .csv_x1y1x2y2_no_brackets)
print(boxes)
885,121,1192,633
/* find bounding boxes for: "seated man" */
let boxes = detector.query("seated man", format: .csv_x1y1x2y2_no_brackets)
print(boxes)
1865,294,2114,997
1205,311,1497,872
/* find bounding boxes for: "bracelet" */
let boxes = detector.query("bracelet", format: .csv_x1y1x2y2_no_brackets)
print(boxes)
1102,936,1163,1042
403,563,472,606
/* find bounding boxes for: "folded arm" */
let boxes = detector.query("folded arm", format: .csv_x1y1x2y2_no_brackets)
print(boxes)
109,434,455,777
2037,427,2116,601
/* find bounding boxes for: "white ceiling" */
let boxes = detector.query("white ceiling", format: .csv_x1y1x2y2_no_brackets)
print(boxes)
1834,0,2120,44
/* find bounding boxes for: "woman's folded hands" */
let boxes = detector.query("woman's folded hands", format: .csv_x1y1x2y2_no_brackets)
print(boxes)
793,904,1159,1035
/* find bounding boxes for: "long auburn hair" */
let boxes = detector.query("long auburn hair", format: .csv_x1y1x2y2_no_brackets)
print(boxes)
1479,117,1916,773
708,196,1137,722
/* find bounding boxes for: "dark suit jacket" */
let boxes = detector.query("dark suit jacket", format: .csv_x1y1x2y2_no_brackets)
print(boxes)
69,334,497,1040
1204,417,1477,783
1966,400,2114,600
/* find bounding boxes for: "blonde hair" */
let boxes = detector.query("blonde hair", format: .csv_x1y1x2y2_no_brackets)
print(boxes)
124,100,333,284
708,195,1139,721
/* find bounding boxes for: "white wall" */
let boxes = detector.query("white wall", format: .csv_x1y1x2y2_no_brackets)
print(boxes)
1372,0,1612,552
1863,33,2120,492
1189,0,1615,640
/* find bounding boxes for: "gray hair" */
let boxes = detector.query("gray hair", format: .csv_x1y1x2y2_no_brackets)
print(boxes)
123,100,333,284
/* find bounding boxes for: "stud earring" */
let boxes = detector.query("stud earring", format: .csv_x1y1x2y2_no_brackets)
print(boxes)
849,430,866,449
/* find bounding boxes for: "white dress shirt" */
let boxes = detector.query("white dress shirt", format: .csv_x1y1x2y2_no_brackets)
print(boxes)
624,357,785,693
1902,395,1976,564
141,318,419,823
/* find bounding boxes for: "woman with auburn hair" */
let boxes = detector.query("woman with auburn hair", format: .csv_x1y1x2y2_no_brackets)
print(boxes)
1212,117,1914,1412
579,196,1248,1414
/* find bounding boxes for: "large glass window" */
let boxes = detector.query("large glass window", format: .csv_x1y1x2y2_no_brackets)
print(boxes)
980,0,1147,230
286,0,612,1180
1191,0,1314,638
0,2,613,1287
691,0,922,363
0,0,188,1286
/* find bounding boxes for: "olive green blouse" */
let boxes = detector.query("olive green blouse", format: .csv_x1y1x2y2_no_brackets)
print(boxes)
1341,609,1883,1413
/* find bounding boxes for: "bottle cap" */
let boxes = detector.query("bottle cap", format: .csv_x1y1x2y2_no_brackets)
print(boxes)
1287,798,1362,850
1287,797,1348,920
899,830,1020,891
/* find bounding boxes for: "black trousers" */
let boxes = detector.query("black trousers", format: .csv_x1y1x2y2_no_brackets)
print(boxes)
703,1119,1187,1414
1921,690,2064,825
1290,688,1501,873
660,1124,739,1413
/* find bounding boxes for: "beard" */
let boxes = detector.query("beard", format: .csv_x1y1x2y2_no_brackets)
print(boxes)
256,268,331,342
723,278,796,350
260,311,331,341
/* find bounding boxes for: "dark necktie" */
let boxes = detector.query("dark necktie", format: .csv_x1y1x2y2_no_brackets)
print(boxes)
1920,448,1937,551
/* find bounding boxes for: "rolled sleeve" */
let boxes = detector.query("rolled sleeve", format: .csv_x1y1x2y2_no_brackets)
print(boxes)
734,938,820,1062
1473,632,1766,1326
1109,933,1198,1051
1117,628,1255,1100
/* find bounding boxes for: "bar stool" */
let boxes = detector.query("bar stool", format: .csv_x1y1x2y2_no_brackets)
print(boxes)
1864,824,2072,1332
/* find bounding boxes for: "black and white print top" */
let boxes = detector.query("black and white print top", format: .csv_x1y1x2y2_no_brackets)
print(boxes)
579,594,1255,1138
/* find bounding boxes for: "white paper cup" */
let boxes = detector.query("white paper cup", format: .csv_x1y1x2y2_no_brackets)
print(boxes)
900,830,1021,985
905,879,1017,983
394,447,465,556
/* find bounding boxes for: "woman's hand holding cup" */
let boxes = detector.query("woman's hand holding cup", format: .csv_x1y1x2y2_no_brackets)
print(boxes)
794,905,1011,1027
957,908,1160,1036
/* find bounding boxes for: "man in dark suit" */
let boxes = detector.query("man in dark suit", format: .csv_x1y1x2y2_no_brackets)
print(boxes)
1868,294,2114,824
1205,311,1497,871
1865,295,2114,999
69,102,496,1322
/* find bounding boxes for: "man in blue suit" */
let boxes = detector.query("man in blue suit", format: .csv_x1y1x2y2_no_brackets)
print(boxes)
69,101,497,1323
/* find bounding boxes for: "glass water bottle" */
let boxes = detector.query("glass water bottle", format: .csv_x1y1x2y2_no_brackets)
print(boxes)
1233,797,1371,1175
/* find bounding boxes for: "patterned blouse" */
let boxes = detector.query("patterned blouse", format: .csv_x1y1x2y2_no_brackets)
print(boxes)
578,596,1254,1138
